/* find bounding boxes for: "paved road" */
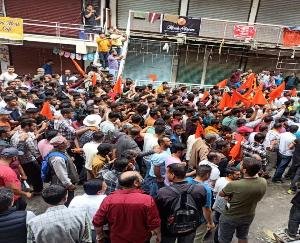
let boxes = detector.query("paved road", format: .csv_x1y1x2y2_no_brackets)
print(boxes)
27,181,293,243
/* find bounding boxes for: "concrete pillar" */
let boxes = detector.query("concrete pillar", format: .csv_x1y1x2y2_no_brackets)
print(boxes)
248,0,260,24
110,0,117,28
200,45,209,87
180,0,189,16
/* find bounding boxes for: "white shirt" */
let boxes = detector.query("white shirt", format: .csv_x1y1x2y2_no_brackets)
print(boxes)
69,194,106,229
279,132,296,156
0,72,17,87
186,134,200,161
199,159,220,187
83,141,100,170
248,132,258,143
214,177,230,194
143,133,158,153
263,129,280,149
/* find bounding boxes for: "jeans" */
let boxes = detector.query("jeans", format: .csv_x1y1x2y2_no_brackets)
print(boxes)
22,161,43,193
265,150,278,174
98,52,109,68
213,211,221,243
288,205,300,236
65,190,74,207
290,166,300,191
218,215,254,243
162,231,196,243
142,176,163,198
193,223,207,243
273,154,292,181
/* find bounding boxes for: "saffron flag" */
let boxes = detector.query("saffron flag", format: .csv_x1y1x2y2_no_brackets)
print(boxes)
290,88,297,97
71,59,85,77
200,91,210,101
229,140,241,160
40,101,53,120
229,90,240,108
269,82,286,101
239,73,255,90
234,91,252,107
113,76,123,94
91,74,97,86
195,122,204,138
252,89,268,105
218,92,231,110
216,79,227,88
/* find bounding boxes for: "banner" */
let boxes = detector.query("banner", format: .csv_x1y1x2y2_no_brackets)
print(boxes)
0,17,23,41
161,15,201,36
233,25,256,39
282,27,300,46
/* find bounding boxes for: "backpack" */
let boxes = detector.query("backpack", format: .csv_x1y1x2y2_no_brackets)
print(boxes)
41,152,68,183
167,184,201,235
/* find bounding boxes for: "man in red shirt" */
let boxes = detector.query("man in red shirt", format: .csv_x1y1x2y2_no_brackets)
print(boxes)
0,147,32,210
93,171,161,243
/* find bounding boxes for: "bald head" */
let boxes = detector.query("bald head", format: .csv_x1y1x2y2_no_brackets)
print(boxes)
118,171,142,189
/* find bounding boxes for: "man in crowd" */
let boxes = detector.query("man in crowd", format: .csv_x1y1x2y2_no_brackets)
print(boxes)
69,179,107,242
47,135,79,206
0,66,18,87
218,157,267,243
27,185,92,243
93,171,161,243
156,163,209,242
0,187,35,243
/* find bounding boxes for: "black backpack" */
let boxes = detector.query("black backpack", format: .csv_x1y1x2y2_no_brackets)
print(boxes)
167,184,201,235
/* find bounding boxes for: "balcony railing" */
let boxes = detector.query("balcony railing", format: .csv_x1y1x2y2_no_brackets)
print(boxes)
128,10,288,47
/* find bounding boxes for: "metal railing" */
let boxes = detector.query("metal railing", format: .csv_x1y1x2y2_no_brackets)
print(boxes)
128,10,289,47
135,80,214,90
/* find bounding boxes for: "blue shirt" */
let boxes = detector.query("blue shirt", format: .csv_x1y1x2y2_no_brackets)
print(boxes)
42,63,53,75
186,177,212,208
149,149,171,178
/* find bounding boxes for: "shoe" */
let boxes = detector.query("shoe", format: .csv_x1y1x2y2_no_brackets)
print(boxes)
287,189,296,195
284,229,297,240
272,179,284,183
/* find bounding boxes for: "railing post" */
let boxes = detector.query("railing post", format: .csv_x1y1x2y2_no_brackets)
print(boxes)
200,45,209,88
248,0,260,24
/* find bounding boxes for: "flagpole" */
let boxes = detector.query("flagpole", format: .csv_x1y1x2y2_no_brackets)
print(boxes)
117,9,131,80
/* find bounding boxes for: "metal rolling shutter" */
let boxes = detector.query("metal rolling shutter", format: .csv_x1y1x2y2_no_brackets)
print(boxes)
256,0,300,26
188,0,251,22
117,0,180,29
5,0,82,37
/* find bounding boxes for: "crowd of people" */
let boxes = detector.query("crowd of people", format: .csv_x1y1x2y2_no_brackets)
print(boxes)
0,63,299,243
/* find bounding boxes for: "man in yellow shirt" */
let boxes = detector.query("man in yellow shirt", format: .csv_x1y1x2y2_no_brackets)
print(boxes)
92,143,113,178
96,34,111,70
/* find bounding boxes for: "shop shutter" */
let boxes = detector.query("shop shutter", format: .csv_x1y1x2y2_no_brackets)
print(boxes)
188,0,251,22
256,0,300,26
117,0,180,29
5,0,82,37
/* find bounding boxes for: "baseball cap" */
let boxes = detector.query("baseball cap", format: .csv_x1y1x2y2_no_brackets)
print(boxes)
0,147,24,157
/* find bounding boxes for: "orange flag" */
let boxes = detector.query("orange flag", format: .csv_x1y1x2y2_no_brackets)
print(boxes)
229,140,241,160
148,74,158,82
195,122,204,138
234,91,252,107
229,134,244,160
229,90,241,108
269,82,286,101
91,74,97,86
216,79,227,88
290,88,297,97
71,59,85,77
200,91,209,101
40,101,53,120
252,89,267,105
239,73,255,90
218,92,231,110
113,76,123,94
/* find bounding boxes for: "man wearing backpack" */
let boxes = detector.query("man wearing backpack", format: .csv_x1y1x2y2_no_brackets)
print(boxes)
156,163,208,243
47,135,79,206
